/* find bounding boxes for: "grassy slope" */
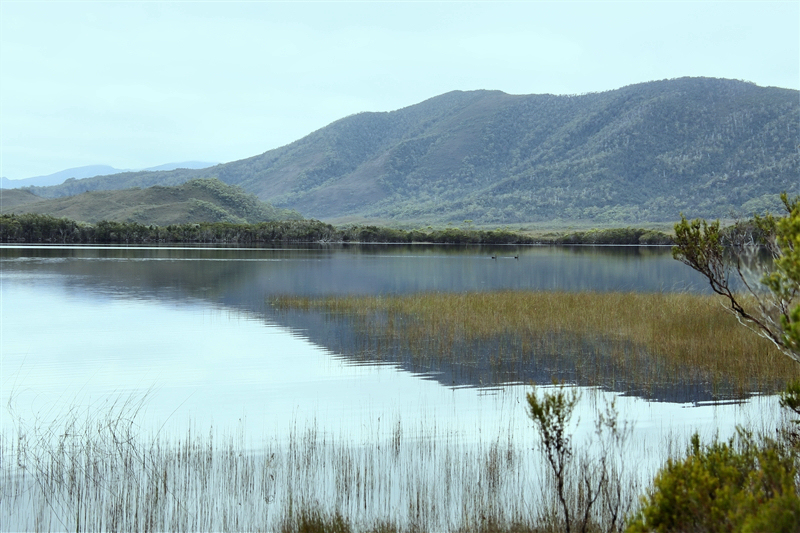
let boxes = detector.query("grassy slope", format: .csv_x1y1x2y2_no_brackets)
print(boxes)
0,189,43,211
0,178,301,225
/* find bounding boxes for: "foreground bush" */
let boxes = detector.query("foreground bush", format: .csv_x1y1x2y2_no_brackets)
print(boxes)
627,432,800,533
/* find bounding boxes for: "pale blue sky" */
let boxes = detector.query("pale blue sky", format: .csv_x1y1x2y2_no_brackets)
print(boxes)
1,1,798,180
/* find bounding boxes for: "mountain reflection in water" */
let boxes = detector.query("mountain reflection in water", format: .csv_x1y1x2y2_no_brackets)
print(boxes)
2,244,743,403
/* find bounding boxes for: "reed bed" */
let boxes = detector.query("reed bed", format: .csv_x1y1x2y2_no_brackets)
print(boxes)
2,394,275,531
2,389,648,532
273,291,799,398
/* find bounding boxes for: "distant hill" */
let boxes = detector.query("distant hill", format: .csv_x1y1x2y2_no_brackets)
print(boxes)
26,78,799,225
140,161,219,172
0,189,44,211
1,178,301,225
1,165,125,189
1,161,218,189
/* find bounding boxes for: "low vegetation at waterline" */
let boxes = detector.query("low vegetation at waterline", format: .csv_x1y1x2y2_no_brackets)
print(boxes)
0,212,673,245
3,389,644,532
273,291,799,398
5,387,798,532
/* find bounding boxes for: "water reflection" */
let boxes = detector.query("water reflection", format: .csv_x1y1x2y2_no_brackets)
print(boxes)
2,244,719,405
1,243,704,299
273,305,773,403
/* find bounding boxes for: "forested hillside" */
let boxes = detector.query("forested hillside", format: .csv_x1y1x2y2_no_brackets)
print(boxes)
27,78,799,225
3,179,300,225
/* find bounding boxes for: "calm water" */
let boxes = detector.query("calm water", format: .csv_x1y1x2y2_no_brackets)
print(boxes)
3,243,782,530
1,244,772,435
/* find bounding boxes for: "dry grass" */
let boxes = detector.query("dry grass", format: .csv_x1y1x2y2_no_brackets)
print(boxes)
273,291,799,398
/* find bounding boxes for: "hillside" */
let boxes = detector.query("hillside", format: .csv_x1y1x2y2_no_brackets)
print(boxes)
1,179,301,225
27,78,800,225
0,189,45,211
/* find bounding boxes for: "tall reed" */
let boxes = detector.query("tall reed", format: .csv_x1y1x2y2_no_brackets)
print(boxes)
273,291,799,398
2,393,276,532
3,389,648,532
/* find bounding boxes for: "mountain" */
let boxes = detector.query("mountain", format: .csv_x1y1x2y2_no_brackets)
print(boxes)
1,178,300,225
1,162,218,189
25,78,800,225
140,161,219,172
1,165,125,189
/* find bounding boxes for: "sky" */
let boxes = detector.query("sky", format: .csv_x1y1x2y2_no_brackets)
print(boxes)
1,1,798,180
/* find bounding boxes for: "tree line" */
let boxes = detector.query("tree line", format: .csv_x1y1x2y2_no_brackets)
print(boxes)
0,213,676,245
0,213,533,245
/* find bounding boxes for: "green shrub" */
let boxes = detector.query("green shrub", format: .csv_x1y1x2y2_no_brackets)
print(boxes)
626,432,800,533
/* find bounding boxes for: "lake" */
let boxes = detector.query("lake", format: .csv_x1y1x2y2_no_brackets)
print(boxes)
0,244,781,530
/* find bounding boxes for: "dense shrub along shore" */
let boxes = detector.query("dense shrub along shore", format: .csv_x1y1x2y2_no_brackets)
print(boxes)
0,213,674,245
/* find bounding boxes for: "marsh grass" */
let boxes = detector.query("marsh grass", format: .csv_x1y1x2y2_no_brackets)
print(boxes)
3,389,644,532
2,393,277,531
272,291,799,398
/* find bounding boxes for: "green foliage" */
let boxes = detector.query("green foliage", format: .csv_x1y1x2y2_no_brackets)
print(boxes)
672,194,800,364
778,379,800,450
761,194,800,354
626,433,800,533
0,212,88,243
780,379,800,417
667,195,800,531
672,216,726,291
527,386,580,476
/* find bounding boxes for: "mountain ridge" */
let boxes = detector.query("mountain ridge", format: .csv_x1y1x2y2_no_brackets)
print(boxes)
24,77,800,225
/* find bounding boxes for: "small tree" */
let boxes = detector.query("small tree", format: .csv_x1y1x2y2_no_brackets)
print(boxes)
672,193,800,365
528,385,581,533
527,385,633,533
650,195,800,531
